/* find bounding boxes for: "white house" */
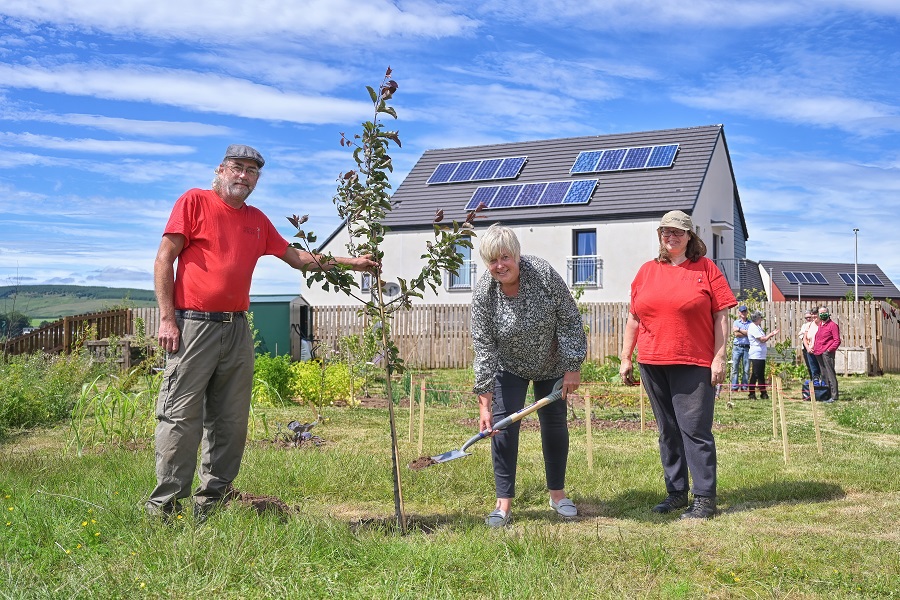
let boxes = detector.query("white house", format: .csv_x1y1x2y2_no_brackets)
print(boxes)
302,124,749,306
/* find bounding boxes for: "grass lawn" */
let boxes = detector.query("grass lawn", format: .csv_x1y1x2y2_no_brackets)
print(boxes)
2,375,898,599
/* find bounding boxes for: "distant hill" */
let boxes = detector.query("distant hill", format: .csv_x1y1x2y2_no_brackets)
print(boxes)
0,285,157,324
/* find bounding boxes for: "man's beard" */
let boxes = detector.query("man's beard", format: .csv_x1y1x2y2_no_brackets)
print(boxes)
212,174,253,203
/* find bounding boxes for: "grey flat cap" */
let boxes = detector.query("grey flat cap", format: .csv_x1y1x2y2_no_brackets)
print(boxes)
223,144,265,168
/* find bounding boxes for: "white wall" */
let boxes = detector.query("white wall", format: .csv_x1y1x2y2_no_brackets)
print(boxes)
302,219,664,306
692,136,737,259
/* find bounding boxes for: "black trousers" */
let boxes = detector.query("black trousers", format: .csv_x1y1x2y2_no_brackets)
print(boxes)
490,371,568,498
749,359,768,396
814,351,839,401
640,363,717,498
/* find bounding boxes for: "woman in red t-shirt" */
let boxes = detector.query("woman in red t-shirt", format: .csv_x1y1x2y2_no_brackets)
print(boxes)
619,210,736,520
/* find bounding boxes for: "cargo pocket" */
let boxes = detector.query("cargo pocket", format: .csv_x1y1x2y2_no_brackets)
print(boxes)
156,361,179,419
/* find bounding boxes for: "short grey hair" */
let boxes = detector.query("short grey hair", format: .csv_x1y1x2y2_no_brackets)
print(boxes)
750,311,764,322
478,223,520,265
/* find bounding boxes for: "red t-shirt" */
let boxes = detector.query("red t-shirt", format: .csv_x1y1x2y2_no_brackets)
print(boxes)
164,189,290,312
629,257,737,367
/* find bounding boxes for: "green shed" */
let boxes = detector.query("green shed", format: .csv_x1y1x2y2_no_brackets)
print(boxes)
248,295,308,358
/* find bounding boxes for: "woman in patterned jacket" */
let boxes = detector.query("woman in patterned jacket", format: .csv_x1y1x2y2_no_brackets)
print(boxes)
471,223,587,528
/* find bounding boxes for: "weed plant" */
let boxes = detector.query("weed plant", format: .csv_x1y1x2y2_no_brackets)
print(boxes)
2,372,898,598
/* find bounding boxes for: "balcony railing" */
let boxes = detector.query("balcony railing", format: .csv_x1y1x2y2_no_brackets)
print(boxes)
714,258,744,292
446,260,477,291
567,256,603,287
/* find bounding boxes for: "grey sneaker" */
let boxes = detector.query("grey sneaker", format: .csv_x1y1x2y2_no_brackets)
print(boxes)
549,497,578,519
680,495,717,520
485,508,511,528
651,492,689,514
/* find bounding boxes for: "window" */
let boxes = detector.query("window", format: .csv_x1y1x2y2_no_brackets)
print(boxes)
568,230,602,287
446,238,476,290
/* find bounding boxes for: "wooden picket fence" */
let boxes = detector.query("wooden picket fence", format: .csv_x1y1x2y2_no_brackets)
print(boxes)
310,300,900,373
8,301,897,375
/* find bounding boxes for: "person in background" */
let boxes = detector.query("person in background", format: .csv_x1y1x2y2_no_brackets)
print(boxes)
619,210,736,520
731,305,751,391
747,311,779,400
812,306,841,403
471,223,587,528
798,309,821,381
147,144,376,522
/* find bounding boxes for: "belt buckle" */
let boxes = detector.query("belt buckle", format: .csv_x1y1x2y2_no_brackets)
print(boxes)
222,312,233,323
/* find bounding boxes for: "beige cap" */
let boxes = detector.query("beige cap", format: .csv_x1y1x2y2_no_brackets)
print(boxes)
659,210,693,231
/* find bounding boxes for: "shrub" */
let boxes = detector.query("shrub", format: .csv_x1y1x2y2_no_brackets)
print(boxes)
289,360,356,407
251,353,294,406
0,351,98,438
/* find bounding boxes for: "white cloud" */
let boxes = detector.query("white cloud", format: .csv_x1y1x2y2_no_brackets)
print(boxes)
0,106,234,137
0,0,476,42
0,132,195,155
0,63,373,125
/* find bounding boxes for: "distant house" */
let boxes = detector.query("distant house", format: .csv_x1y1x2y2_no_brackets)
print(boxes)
303,124,750,305
756,260,900,303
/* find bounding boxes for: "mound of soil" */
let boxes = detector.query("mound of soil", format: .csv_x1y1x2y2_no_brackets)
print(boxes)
408,456,438,470
225,488,293,517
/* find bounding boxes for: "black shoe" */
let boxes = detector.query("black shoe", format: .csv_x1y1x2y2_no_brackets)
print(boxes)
760,393,769,399
193,500,223,523
651,491,689,514
680,495,717,520
145,500,182,522
747,393,756,400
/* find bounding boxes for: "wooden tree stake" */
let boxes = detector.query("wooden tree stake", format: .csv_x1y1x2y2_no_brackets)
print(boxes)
639,381,645,433
417,379,426,456
810,384,823,455
408,376,415,443
776,378,790,464
585,393,594,473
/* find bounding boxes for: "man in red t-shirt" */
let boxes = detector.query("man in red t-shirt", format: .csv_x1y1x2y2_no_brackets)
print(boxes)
147,144,376,521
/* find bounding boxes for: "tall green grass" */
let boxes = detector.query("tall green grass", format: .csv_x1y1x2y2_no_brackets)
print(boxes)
1,374,898,598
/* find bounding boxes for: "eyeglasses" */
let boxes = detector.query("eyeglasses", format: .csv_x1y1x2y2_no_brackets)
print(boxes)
225,163,260,178
660,228,686,238
805,316,814,319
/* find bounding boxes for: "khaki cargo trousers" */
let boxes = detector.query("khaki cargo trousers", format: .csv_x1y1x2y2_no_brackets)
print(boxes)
147,314,254,509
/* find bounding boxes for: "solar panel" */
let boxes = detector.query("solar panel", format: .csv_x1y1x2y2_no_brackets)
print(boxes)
647,144,679,168
489,184,523,208
538,181,572,205
811,272,828,284
514,182,548,207
472,159,502,180
465,186,499,210
570,151,603,174
621,147,652,170
784,271,828,284
840,272,884,286
839,273,855,285
448,160,481,182
596,148,626,171
494,157,527,179
783,271,800,284
562,179,598,204
427,162,458,184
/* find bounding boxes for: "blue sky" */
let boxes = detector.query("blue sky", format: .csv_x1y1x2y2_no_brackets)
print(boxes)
1,1,899,295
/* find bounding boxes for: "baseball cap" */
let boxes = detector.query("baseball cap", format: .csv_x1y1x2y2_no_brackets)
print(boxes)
223,144,265,168
738,305,748,312
659,210,693,231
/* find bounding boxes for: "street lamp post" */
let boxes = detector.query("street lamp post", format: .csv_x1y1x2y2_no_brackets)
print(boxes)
853,228,860,301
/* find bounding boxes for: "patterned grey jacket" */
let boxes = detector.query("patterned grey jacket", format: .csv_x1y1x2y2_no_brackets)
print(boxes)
471,255,587,394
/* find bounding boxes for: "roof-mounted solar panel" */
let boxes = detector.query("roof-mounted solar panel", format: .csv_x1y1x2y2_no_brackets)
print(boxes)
465,186,500,211
621,147,652,170
514,182,548,207
538,181,573,205
448,160,481,182
596,148,627,171
562,179,598,204
494,156,527,180
570,151,604,174
489,184,524,208
783,271,800,284
472,158,502,180
647,144,679,168
427,162,458,184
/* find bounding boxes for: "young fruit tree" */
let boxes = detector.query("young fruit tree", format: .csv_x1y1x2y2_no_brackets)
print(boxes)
287,67,482,531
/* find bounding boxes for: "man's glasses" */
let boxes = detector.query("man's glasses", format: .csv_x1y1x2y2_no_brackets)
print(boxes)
660,228,686,238
225,163,260,178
